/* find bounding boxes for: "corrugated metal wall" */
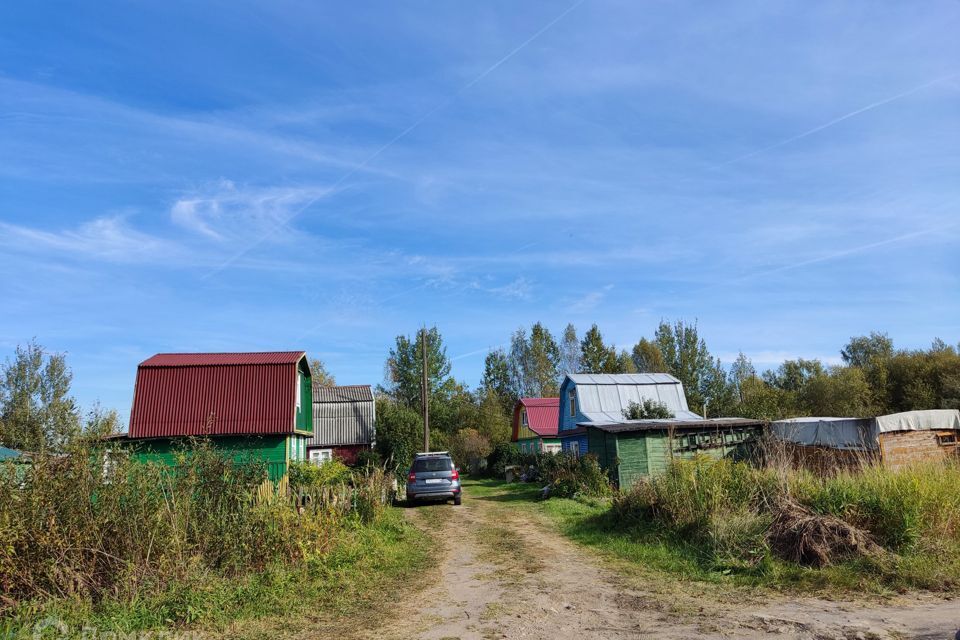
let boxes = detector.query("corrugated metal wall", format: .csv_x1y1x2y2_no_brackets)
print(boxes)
308,398,375,447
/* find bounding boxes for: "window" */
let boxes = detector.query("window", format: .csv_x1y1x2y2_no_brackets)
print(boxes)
309,449,333,465
544,443,561,454
413,457,454,473
296,372,302,410
521,409,528,426
568,390,577,418
569,440,580,457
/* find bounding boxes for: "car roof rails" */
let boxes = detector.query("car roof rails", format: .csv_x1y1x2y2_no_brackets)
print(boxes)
414,451,450,457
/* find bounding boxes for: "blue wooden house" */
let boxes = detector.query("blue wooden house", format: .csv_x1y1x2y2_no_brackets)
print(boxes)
557,373,701,455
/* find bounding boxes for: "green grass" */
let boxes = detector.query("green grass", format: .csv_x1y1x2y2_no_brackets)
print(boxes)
461,472,960,597
2,507,437,639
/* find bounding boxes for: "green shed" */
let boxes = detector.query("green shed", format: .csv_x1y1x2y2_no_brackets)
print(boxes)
585,418,766,491
119,351,313,482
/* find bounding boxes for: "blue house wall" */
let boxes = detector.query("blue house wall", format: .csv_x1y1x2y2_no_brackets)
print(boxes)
558,376,589,454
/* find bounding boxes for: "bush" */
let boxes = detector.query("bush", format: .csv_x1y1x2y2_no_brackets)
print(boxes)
288,459,352,490
543,453,612,499
354,448,383,470
487,442,520,478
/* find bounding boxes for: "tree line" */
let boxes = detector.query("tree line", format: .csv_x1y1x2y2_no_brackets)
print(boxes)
374,322,960,471
3,326,957,468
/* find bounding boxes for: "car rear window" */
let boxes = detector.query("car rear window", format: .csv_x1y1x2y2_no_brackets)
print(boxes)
413,457,453,472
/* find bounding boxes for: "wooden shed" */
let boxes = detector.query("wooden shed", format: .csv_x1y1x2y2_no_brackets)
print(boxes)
122,351,313,481
771,409,960,472
585,418,766,490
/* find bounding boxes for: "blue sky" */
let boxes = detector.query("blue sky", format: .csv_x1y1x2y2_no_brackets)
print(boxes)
1,1,958,419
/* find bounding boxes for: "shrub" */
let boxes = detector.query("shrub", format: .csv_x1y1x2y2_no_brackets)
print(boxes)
623,398,674,420
487,442,521,478
289,459,352,490
354,448,383,469
543,453,612,499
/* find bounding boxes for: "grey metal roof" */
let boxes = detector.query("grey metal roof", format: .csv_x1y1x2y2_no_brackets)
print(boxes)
565,373,701,422
312,384,374,403
309,385,375,447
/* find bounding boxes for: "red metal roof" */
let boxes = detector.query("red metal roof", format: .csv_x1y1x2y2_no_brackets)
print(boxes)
512,397,560,440
129,351,306,438
140,352,306,367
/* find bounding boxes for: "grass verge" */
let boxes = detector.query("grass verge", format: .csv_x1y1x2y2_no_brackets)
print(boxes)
3,506,436,639
462,466,960,598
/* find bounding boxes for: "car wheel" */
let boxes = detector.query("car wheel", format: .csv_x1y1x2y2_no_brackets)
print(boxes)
453,494,462,506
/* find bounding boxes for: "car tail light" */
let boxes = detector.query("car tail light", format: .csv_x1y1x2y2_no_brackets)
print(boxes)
450,468,459,481
408,472,416,483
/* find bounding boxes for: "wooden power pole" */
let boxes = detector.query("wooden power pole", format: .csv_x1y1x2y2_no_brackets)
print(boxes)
421,327,430,452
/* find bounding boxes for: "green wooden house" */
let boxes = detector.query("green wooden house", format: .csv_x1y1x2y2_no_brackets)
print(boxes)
585,418,765,490
119,351,313,482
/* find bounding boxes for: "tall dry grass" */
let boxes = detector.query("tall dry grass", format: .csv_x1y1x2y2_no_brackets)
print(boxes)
0,440,393,614
612,454,960,587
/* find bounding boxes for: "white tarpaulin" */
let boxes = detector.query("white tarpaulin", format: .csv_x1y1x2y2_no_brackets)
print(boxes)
771,409,960,450
874,409,960,433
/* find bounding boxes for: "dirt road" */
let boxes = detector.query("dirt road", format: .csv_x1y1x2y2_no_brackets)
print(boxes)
370,484,959,640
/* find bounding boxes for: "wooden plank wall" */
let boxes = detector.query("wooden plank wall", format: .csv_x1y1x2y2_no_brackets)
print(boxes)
879,430,960,470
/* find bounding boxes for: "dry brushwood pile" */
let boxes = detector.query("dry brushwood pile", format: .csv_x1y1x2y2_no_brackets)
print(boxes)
766,497,885,567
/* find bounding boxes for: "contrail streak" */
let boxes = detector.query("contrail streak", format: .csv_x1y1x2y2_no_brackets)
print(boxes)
204,0,587,279
714,73,957,169
726,219,959,285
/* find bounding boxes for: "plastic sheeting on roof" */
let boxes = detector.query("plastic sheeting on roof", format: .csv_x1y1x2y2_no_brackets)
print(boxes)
875,409,960,433
568,373,701,423
771,409,960,450
771,417,873,450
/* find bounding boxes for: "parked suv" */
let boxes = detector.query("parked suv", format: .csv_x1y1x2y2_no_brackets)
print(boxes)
406,452,461,505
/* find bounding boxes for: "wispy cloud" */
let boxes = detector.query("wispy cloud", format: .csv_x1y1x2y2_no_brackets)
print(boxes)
470,276,534,300
569,284,614,313
0,215,175,263
170,180,333,241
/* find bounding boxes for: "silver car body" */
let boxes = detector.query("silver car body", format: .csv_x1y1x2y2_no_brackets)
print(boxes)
406,452,461,504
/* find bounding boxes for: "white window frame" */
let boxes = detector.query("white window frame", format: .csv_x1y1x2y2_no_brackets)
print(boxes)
309,448,333,465
568,390,576,418
544,443,561,454
569,440,580,457
521,409,528,426
296,372,302,410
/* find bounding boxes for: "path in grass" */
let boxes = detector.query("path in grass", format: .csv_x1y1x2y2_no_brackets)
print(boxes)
373,479,959,640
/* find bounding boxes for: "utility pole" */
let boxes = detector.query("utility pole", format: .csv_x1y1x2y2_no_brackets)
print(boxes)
421,327,430,452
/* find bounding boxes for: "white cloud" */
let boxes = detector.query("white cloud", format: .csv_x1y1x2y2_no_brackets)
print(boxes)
471,276,533,300
171,180,333,241
569,284,614,313
0,215,174,263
